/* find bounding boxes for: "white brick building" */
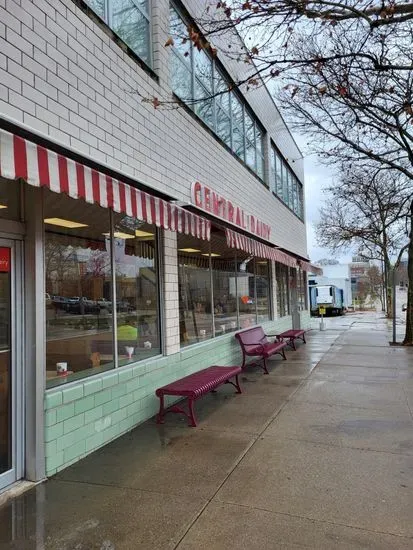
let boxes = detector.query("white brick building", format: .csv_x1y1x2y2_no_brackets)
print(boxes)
0,0,313,491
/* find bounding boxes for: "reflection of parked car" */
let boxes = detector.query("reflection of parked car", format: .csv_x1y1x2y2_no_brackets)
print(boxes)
51,295,69,311
402,303,407,311
116,301,134,313
66,297,100,314
97,298,112,310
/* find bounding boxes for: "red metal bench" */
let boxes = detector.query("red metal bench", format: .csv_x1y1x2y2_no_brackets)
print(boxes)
235,326,287,374
155,365,242,427
276,329,306,350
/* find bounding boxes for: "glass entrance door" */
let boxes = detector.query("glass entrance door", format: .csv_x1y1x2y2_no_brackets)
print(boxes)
0,240,22,491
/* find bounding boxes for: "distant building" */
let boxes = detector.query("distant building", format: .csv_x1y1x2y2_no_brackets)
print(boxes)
395,260,408,288
349,257,371,294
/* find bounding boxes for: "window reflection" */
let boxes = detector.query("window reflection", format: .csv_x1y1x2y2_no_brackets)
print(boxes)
256,261,271,322
86,0,151,66
169,7,266,180
178,257,212,346
216,107,231,147
211,250,238,336
44,191,114,385
276,263,290,317
44,191,160,387
85,0,105,18
171,54,192,100
113,215,160,364
297,269,308,311
178,228,273,346
112,0,149,63
237,254,256,329
271,146,304,219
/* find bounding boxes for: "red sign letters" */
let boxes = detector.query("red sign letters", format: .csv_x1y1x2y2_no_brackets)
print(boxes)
191,182,271,240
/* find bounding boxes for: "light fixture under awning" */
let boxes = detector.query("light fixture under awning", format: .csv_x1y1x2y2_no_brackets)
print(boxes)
225,227,297,268
0,129,211,241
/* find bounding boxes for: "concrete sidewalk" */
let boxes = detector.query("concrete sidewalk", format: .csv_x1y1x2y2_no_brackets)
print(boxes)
1,312,412,549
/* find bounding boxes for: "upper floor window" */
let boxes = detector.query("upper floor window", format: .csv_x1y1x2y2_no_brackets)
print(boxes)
271,146,304,220
169,6,265,181
85,0,152,67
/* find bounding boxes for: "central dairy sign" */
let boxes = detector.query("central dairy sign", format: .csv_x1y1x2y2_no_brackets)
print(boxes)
191,182,271,240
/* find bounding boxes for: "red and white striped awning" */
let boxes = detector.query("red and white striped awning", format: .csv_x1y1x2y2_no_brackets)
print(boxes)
0,129,211,240
299,260,323,275
225,228,297,268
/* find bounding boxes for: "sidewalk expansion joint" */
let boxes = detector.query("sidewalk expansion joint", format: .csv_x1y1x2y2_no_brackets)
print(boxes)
213,500,413,540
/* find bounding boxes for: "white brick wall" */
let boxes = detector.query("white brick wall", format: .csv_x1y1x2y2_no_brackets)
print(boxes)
163,230,180,355
1,0,308,258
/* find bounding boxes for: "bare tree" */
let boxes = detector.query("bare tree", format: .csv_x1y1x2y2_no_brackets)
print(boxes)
316,168,411,318
160,0,413,342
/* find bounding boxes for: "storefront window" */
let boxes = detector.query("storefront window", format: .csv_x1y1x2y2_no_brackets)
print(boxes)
178,228,274,347
0,177,21,221
178,255,212,346
45,192,113,385
256,260,271,322
236,253,256,330
113,215,160,365
211,249,238,337
276,263,290,317
297,269,308,311
44,191,160,387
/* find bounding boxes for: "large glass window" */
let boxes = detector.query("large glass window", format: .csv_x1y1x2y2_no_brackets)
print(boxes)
85,0,151,67
113,215,160,365
297,269,308,311
276,263,290,317
237,253,256,330
169,6,265,180
212,253,238,337
44,191,159,387
178,228,272,346
256,260,271,322
271,145,304,220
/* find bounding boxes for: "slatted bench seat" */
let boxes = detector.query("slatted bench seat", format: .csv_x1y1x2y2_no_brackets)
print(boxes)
276,329,306,350
155,365,242,427
235,326,287,375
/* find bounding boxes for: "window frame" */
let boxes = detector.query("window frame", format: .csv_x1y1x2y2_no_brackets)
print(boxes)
44,199,162,389
83,0,153,69
177,228,273,348
169,4,266,182
271,143,304,221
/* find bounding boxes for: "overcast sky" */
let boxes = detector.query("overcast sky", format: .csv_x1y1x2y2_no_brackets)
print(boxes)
293,134,354,264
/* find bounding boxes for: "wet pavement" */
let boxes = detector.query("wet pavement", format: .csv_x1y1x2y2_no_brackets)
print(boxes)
1,312,413,549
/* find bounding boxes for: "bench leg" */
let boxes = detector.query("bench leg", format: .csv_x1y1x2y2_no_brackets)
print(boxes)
188,398,197,427
290,338,296,351
262,357,269,375
234,374,242,393
302,333,306,344
156,394,165,424
225,374,242,394
281,348,287,360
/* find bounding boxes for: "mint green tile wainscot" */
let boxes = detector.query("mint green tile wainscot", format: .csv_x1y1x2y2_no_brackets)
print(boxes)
44,318,296,476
